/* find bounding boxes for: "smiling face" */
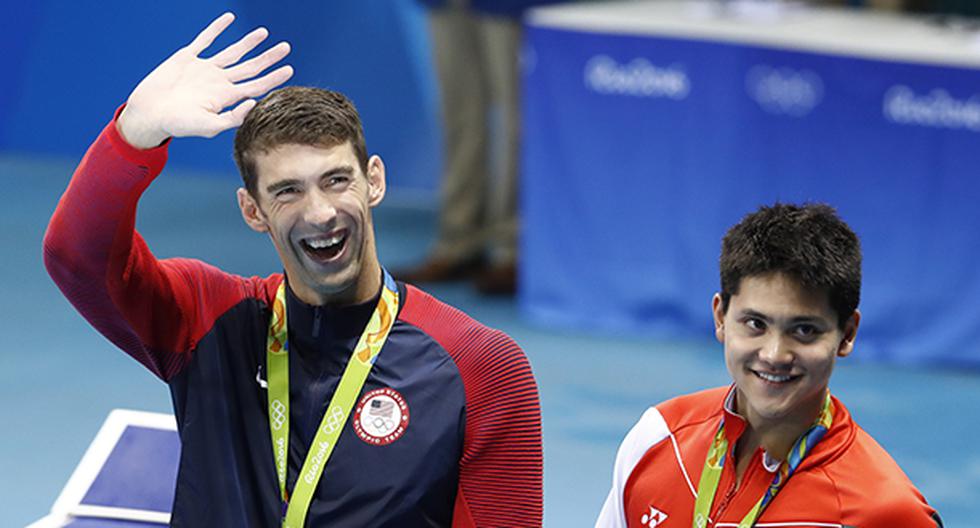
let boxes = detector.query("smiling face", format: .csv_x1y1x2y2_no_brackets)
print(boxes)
713,272,859,431
237,141,386,305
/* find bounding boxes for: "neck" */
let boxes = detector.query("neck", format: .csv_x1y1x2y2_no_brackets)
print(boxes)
733,390,825,477
345,261,383,306
734,420,804,472
340,241,383,305
291,263,383,307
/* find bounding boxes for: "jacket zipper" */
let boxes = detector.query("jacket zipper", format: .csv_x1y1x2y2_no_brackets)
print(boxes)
312,308,322,338
712,450,760,523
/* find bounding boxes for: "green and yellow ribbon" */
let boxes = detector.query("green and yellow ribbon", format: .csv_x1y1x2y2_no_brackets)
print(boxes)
267,269,399,527
691,391,834,528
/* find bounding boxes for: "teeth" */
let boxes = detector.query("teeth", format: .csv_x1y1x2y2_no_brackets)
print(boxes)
756,371,792,383
306,234,343,249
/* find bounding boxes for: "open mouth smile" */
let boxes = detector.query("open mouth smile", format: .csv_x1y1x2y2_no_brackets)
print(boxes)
300,230,348,263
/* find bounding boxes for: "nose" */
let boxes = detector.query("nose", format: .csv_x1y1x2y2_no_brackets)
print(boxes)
758,334,793,367
303,188,338,227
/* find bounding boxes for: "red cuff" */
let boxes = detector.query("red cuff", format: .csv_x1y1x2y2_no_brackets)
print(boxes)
105,104,170,175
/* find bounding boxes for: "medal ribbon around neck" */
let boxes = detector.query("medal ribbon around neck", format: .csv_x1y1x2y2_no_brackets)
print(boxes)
690,391,834,528
266,269,399,528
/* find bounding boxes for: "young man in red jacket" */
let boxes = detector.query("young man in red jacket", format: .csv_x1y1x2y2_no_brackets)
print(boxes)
597,203,941,528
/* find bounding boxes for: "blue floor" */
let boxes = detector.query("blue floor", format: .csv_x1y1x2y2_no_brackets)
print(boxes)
4,155,979,526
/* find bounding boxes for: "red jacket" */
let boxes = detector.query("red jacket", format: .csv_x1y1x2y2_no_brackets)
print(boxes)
597,386,941,528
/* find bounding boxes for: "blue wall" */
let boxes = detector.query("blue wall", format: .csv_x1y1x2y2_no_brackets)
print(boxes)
0,0,440,192
521,22,980,367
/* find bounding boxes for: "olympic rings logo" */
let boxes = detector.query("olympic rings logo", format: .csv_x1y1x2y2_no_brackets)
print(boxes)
322,405,346,435
371,416,395,434
270,399,286,431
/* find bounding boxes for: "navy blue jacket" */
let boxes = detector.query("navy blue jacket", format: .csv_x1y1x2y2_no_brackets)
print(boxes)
44,116,543,527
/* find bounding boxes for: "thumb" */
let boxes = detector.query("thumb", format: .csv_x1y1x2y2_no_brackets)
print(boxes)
221,98,257,130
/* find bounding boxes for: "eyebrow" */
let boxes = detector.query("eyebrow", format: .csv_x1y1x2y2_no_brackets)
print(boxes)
322,165,355,178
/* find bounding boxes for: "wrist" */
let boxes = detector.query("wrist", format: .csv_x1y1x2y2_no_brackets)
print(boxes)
116,105,169,150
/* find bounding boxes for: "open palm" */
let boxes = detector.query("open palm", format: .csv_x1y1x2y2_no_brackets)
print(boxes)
118,12,293,149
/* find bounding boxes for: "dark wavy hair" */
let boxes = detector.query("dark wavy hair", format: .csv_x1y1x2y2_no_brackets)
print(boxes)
719,203,861,328
233,86,369,197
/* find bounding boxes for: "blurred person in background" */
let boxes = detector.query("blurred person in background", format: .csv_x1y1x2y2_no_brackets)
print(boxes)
397,0,564,295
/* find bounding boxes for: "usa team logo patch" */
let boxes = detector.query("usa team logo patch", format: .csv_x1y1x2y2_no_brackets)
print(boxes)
353,388,410,446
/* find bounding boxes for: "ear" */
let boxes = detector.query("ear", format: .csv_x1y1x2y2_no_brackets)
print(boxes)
237,188,269,233
366,154,387,207
836,309,861,358
711,293,726,343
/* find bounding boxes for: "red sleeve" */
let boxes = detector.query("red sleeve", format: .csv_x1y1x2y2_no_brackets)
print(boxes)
42,111,261,381
399,285,543,527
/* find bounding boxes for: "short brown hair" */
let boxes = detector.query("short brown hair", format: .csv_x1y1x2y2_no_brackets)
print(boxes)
233,86,369,196
719,203,862,329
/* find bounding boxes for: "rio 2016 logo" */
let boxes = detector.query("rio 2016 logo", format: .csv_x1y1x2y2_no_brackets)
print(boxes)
884,85,980,132
584,55,690,100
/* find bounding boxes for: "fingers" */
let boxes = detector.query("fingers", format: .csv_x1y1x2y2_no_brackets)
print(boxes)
187,12,235,55
198,99,256,138
225,41,291,82
209,26,269,68
235,65,295,100
214,99,259,133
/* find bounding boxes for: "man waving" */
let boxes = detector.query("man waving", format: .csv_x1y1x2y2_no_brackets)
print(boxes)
44,13,542,527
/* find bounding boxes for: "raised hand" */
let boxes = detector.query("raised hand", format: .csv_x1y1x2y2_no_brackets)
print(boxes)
117,12,293,149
